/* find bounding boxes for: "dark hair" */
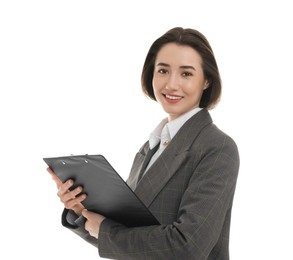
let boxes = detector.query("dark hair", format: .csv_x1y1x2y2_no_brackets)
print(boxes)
141,27,222,109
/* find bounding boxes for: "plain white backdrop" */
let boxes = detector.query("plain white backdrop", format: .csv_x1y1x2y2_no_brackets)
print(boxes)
1,0,292,259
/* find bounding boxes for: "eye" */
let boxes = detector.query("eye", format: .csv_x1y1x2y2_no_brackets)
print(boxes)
157,68,168,74
182,71,193,77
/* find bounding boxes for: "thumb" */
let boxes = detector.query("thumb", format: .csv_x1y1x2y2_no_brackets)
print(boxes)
81,209,90,219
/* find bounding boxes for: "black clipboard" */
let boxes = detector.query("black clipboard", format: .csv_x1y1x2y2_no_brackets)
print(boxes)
43,154,159,227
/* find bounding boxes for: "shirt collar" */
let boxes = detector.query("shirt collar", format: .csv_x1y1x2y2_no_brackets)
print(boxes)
148,107,202,149
149,118,168,149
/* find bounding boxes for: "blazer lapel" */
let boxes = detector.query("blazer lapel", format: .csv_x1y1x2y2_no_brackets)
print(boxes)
134,109,213,207
126,142,159,191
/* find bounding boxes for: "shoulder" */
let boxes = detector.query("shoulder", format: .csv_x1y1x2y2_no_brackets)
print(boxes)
197,122,240,163
185,109,238,159
204,122,237,145
186,109,238,151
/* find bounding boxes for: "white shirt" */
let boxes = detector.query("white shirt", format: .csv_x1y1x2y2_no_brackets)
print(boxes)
144,107,202,173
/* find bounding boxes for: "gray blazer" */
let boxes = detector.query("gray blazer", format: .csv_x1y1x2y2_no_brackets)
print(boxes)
62,109,240,260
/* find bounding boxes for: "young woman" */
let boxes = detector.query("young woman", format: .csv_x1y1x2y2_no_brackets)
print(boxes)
48,27,240,259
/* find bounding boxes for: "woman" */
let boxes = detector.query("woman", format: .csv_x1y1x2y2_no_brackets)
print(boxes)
48,27,240,259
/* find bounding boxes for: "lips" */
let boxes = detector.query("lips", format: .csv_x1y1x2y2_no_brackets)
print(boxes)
162,93,183,103
166,94,182,100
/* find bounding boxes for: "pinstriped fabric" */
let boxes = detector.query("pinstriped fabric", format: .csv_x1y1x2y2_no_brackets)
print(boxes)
63,109,240,260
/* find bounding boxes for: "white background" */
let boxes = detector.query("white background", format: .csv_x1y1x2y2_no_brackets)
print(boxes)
1,0,292,259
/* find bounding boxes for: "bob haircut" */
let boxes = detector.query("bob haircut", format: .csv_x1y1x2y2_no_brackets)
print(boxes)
141,27,222,109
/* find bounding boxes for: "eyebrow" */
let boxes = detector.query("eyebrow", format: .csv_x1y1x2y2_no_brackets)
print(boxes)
156,62,196,71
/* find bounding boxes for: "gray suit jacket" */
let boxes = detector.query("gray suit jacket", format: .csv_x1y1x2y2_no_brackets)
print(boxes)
62,109,240,260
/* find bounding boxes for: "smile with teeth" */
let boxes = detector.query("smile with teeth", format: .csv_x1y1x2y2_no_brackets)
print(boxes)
165,94,183,100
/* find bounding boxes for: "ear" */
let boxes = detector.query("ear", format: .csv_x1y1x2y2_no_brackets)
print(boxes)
203,80,209,90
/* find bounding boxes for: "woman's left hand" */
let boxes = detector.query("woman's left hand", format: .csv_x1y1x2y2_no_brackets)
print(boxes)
82,209,106,239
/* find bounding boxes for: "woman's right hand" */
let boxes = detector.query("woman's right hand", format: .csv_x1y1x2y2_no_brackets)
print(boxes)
47,167,86,216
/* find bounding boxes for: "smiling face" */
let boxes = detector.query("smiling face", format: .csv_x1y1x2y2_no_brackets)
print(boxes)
152,43,208,121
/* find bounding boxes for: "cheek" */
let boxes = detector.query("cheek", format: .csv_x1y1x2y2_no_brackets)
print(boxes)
152,75,158,87
152,80,163,101
153,88,161,100
186,80,206,94
152,77,161,93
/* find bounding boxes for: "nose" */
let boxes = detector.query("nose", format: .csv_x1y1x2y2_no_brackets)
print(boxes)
165,74,180,91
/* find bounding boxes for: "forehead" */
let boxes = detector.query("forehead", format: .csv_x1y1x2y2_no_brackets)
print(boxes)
155,43,203,65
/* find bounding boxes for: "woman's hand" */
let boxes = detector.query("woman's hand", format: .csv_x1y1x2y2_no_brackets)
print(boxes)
47,167,86,216
82,209,106,239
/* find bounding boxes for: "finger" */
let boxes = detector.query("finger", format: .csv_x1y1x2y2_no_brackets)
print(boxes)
47,167,63,187
59,185,83,202
57,179,74,197
82,209,104,220
46,167,55,175
47,167,59,180
63,194,86,209
82,209,103,221
82,209,89,219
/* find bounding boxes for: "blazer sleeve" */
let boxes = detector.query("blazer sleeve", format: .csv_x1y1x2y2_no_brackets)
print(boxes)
96,134,240,259
61,209,99,247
